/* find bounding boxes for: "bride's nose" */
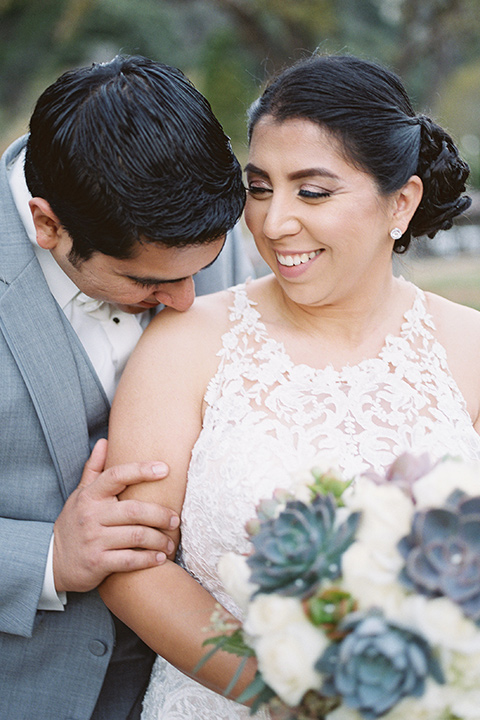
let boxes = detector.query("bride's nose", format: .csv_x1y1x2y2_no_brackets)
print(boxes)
263,195,302,240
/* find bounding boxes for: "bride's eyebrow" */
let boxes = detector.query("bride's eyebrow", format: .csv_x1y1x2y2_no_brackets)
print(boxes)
288,168,340,181
244,163,340,182
244,163,269,178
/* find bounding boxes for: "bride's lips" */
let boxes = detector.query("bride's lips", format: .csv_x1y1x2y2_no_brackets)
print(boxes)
274,249,323,277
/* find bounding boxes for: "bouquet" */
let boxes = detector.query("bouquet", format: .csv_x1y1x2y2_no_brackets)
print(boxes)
201,454,480,719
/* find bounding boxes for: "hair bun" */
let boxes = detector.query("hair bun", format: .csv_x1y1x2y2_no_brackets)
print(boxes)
410,115,471,239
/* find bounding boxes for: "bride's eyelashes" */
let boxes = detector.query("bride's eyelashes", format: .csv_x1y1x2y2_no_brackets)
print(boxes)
247,185,272,196
298,188,331,199
247,184,332,200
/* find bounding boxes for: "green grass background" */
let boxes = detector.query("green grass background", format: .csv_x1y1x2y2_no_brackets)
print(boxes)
400,253,480,310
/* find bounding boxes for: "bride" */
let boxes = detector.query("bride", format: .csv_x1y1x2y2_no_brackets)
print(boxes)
100,54,480,719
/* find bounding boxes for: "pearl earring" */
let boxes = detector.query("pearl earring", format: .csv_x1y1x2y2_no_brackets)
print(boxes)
390,228,403,241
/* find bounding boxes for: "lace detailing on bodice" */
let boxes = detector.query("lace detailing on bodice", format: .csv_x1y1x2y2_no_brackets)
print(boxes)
141,282,480,719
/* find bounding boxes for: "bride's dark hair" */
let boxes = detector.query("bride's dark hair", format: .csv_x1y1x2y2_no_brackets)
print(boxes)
248,54,471,253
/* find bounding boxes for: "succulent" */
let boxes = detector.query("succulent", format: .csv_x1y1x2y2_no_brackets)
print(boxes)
307,587,357,640
247,494,360,599
398,493,480,623
363,452,434,501
316,610,444,719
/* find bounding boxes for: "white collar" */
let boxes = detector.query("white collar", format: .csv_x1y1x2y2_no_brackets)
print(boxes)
7,148,79,310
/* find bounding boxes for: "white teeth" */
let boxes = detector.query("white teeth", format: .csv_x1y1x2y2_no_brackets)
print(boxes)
276,250,321,267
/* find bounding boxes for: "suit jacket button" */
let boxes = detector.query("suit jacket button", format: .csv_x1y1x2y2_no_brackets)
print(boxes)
89,640,108,656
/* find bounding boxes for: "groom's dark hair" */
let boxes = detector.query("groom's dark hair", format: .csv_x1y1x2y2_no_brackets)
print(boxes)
25,55,245,264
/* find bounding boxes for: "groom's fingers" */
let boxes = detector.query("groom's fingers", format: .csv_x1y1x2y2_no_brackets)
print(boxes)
78,442,170,497
52,452,179,593
92,523,177,554
52,506,176,593
106,498,179,536
77,438,109,488
91,460,170,497
97,549,172,575
77,444,179,534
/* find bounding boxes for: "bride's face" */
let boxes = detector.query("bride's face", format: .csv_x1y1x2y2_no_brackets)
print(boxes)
244,116,397,309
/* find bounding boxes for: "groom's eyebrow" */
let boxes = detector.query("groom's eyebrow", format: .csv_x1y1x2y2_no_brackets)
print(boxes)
126,274,188,286
125,246,225,286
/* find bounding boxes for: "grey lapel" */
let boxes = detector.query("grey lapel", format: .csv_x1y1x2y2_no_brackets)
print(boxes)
0,137,109,499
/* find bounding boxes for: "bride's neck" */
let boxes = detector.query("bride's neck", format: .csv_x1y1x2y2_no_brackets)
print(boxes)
272,274,411,351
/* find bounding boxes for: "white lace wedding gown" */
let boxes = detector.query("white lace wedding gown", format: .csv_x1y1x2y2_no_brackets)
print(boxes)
141,282,480,719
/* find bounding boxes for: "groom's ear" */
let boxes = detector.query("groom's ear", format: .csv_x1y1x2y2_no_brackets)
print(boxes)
29,197,65,250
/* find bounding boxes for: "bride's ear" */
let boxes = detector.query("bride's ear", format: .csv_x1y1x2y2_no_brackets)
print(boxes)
390,175,423,232
29,197,64,249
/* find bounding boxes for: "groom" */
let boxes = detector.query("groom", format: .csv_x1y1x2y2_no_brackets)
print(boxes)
0,55,249,719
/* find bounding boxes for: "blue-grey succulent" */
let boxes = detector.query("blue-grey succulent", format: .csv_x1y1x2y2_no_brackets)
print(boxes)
398,493,480,623
316,610,444,719
247,494,360,599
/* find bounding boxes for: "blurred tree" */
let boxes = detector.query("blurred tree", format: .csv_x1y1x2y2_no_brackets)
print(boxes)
196,0,396,153
205,0,336,70
393,0,480,110
0,0,97,144
0,0,479,187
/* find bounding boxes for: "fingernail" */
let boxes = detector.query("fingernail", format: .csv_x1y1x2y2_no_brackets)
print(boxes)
167,540,175,554
156,552,167,564
169,515,180,530
152,463,168,476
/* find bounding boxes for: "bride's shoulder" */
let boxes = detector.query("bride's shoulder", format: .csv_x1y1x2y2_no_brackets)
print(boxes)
123,289,237,401
146,288,233,342
137,279,266,361
425,290,480,349
424,289,480,416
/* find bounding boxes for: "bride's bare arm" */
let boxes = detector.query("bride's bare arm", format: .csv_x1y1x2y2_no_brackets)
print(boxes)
99,296,257,698
425,291,480,433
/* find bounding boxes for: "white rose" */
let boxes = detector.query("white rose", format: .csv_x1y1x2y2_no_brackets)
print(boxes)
339,478,412,613
374,682,451,720
244,594,307,638
450,688,480,718
343,476,413,550
325,705,359,719
255,620,328,706
217,552,257,613
401,595,480,654
447,648,480,689
341,541,407,615
413,458,480,509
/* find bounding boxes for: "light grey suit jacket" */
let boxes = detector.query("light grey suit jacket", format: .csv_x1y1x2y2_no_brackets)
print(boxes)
0,136,252,720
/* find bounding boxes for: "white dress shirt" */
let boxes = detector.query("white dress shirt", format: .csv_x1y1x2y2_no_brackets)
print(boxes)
7,150,148,610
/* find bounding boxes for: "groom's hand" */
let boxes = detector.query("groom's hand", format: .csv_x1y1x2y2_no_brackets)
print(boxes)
52,438,179,593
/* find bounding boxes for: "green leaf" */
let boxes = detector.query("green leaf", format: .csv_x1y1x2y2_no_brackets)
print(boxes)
250,683,277,714
203,628,255,658
236,672,270,704
308,473,353,506
194,628,255,676
224,655,249,697
193,641,226,674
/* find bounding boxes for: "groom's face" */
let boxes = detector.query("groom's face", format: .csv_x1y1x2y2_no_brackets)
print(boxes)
29,196,226,313
53,234,226,314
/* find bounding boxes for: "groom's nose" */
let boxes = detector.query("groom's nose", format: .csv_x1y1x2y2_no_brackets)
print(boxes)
151,276,195,312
